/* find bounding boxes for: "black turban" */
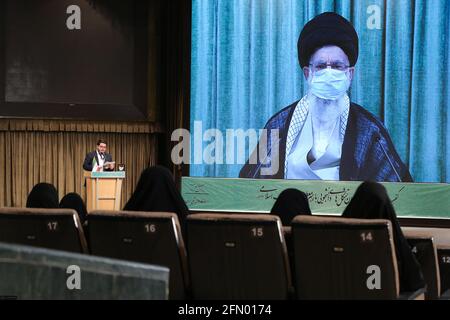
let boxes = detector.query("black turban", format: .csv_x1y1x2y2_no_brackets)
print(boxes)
298,12,359,68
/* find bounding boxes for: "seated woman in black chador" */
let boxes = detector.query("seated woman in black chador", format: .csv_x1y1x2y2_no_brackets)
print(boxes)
123,166,189,235
26,183,59,209
270,188,312,225
60,192,88,224
342,181,425,293
271,188,312,292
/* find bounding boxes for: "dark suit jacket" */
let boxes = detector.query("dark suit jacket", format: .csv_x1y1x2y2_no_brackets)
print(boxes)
83,151,113,171
239,100,413,182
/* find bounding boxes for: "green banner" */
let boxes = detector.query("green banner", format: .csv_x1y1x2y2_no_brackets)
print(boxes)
182,177,450,218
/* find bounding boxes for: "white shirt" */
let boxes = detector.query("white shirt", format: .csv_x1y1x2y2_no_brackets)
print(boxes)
93,151,105,172
285,94,349,180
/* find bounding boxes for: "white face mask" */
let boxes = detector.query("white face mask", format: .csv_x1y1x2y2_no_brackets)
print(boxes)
308,68,351,100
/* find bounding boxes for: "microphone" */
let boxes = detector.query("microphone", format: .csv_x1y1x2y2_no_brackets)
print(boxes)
375,134,402,182
250,137,281,178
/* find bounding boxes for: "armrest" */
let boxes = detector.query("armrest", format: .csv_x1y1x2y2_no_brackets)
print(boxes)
398,287,426,300
439,289,450,300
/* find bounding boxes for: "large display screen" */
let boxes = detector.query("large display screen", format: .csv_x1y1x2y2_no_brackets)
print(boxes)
187,0,450,183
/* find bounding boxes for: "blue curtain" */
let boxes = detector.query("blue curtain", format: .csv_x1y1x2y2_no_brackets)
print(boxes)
190,0,450,182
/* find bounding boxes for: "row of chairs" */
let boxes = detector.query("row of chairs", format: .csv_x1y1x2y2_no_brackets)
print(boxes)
0,207,449,299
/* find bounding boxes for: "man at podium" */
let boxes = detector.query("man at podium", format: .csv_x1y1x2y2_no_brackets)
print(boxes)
83,139,115,172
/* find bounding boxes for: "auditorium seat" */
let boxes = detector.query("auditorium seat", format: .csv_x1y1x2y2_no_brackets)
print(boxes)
291,215,424,300
0,242,169,299
186,213,292,300
437,246,450,299
0,207,87,253
87,210,188,300
404,231,440,299
402,227,450,248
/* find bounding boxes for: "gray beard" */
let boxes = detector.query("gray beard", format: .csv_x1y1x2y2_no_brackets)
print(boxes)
306,93,347,161
308,93,346,124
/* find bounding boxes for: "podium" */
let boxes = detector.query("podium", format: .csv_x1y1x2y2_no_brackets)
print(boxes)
84,171,125,212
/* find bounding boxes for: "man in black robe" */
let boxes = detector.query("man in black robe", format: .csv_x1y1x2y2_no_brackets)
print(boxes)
239,12,412,182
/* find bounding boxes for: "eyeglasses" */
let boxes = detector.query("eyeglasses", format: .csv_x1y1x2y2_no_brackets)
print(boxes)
309,62,351,72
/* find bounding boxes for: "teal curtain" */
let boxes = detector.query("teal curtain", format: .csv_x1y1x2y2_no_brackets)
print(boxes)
190,0,450,182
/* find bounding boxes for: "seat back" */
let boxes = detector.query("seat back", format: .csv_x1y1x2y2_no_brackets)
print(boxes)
437,247,450,295
187,213,292,300
0,207,87,253
291,216,399,299
404,231,440,299
87,210,188,300
0,242,168,299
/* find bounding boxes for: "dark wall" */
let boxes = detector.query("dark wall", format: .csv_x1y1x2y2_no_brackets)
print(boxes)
0,0,149,120
157,0,191,180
